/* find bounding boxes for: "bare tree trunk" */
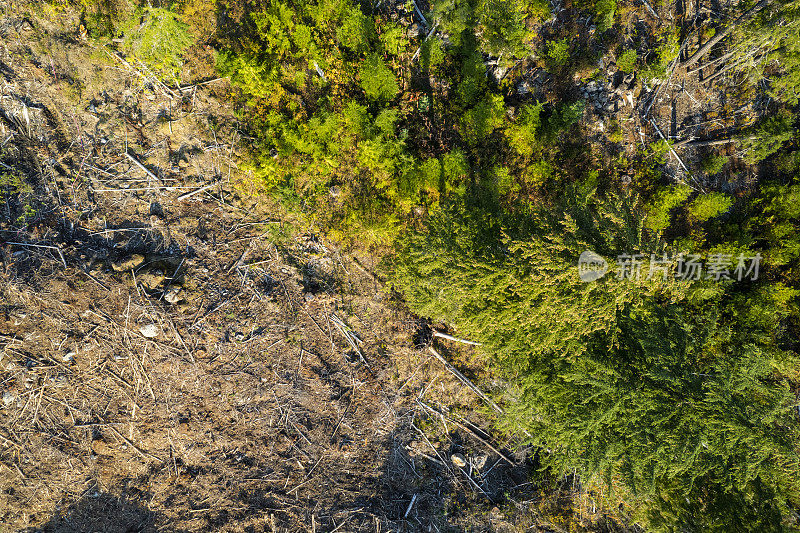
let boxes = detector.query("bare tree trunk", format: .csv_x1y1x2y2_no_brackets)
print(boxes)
683,0,769,67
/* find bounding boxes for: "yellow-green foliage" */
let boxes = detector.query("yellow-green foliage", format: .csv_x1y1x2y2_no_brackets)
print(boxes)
688,192,732,222
545,38,570,67
119,7,194,79
645,184,691,234
359,54,399,101
506,103,543,158
617,49,637,73
0,173,33,196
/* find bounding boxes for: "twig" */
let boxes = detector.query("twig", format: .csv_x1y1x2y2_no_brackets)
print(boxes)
417,400,514,466
649,118,699,190
108,425,162,462
4,242,66,267
177,182,216,200
432,330,482,346
404,494,418,518
125,151,160,182
93,185,195,192
426,346,503,414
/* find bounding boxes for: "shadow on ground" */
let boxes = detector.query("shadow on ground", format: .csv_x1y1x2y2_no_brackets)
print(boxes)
19,491,174,533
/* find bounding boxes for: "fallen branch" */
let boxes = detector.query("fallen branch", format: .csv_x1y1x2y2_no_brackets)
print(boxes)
126,150,160,182
4,241,67,268
683,0,768,67
427,346,503,414
432,330,482,346
686,50,736,74
418,399,515,466
649,118,700,191
673,135,755,148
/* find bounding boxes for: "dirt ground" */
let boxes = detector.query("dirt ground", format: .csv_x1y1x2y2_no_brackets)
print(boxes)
0,3,620,532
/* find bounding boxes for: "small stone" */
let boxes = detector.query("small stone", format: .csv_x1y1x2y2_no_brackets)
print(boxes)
149,202,164,217
451,453,467,468
138,269,165,291
112,254,145,272
304,292,315,302
473,455,488,470
2,391,15,406
139,324,159,338
63,351,75,363
164,287,182,304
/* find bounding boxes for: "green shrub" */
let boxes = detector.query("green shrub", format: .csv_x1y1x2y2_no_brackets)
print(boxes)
421,37,446,71
338,6,374,52
461,94,506,146
391,191,800,532
79,0,134,38
645,184,691,233
506,103,544,158
545,38,570,67
617,49,637,73
594,0,616,32
642,31,679,81
739,112,795,164
359,54,399,101
688,192,733,221
379,23,409,56
700,153,728,174
119,7,194,79
477,0,532,60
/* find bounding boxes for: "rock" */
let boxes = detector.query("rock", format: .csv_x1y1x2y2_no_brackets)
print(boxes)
91,439,111,456
112,254,145,272
149,202,164,217
451,453,467,468
63,351,75,363
138,269,165,291
473,455,488,470
164,287,182,304
2,391,15,407
139,324,159,338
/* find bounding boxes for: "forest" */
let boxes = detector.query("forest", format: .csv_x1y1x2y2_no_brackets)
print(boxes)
5,0,800,529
